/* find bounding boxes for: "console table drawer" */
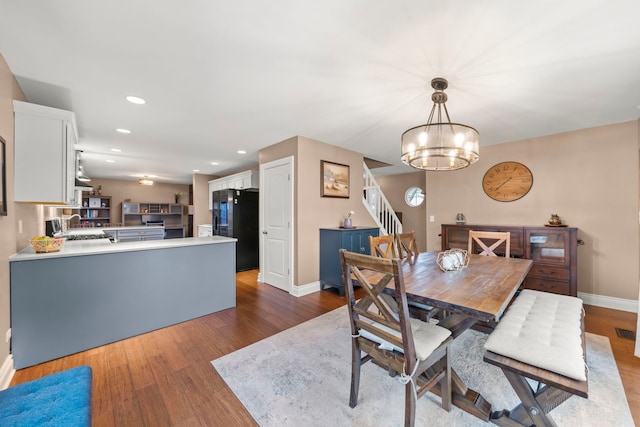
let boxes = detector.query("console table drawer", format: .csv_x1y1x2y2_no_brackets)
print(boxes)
523,278,571,295
527,264,570,281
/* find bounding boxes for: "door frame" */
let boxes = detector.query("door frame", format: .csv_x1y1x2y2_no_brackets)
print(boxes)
259,156,294,293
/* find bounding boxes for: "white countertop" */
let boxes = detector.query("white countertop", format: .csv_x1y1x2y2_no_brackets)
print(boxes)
10,236,237,261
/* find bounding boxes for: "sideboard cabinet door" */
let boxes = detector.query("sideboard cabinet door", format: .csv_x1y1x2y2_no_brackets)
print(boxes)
319,227,380,296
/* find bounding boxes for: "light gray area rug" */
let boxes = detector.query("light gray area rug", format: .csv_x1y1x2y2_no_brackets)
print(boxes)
212,306,634,426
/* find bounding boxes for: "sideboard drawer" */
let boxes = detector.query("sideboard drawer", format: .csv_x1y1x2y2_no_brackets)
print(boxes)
527,264,570,281
523,278,571,295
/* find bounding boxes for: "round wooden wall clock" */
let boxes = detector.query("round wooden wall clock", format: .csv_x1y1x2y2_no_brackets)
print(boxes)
482,161,533,202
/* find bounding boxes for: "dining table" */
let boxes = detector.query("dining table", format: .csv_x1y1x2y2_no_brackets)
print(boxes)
361,250,533,421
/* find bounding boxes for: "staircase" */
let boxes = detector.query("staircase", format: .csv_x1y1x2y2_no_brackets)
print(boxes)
362,162,402,236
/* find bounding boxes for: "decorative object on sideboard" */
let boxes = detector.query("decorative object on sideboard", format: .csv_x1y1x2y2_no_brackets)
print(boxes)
455,213,466,224
343,210,354,229
548,214,561,225
401,77,480,171
436,248,469,272
174,192,182,203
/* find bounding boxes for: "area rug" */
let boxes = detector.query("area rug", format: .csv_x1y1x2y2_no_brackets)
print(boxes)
212,306,634,426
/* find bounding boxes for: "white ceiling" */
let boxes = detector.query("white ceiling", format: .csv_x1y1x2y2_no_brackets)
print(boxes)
1,0,639,184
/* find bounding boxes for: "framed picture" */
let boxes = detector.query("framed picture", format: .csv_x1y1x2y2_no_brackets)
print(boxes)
0,136,6,216
89,198,101,208
321,160,349,198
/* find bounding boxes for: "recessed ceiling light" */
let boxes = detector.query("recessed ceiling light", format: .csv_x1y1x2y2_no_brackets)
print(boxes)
210,162,219,165
237,150,246,154
110,148,122,152
105,159,115,163
116,128,131,134
193,169,200,172
126,96,146,105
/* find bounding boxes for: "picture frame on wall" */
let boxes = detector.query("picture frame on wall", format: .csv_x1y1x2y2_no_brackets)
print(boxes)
321,160,349,198
0,136,6,216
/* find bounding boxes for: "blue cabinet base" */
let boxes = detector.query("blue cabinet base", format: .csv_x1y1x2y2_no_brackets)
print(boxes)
319,227,379,297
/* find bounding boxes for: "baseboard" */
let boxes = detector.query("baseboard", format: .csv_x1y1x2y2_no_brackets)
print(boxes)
578,292,638,313
0,354,15,390
291,281,322,297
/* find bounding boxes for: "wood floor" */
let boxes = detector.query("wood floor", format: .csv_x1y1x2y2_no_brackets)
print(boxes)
9,270,640,426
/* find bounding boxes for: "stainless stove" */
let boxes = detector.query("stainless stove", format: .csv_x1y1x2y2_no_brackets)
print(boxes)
65,233,114,242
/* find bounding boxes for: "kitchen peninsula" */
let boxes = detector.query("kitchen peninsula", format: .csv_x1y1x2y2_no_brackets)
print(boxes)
10,236,237,369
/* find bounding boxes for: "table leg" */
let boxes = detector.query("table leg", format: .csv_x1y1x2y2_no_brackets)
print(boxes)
429,368,492,421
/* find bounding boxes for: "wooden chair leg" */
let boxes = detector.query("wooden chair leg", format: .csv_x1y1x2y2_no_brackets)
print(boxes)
405,380,416,427
441,346,452,411
349,342,361,408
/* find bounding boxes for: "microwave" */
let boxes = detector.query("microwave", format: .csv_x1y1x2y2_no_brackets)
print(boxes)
45,218,62,237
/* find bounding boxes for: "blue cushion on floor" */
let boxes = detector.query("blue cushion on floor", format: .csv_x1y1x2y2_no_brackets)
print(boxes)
0,365,92,426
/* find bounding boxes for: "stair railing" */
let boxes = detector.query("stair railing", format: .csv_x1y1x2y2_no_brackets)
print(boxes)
362,162,402,236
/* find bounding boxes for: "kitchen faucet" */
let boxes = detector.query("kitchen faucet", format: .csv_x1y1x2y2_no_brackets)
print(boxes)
62,213,81,233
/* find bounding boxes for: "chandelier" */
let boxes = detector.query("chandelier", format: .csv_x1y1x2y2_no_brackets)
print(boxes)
138,177,154,185
401,77,479,171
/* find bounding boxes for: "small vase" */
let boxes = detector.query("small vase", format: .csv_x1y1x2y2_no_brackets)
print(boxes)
343,218,352,229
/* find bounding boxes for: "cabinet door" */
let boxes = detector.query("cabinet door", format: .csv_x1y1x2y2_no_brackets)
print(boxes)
525,228,571,267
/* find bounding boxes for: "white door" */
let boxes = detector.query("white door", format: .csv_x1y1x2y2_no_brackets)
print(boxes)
260,156,293,292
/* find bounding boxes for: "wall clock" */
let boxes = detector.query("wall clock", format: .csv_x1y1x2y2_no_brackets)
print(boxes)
482,161,533,202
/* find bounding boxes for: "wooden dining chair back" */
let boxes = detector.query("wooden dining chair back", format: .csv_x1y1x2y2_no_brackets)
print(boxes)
395,231,419,260
369,234,398,259
468,230,511,257
340,249,452,427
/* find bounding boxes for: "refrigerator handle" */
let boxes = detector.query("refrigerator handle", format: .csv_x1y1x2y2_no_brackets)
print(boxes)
214,216,218,231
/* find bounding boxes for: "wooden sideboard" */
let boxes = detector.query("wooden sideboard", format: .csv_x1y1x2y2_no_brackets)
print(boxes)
441,224,578,296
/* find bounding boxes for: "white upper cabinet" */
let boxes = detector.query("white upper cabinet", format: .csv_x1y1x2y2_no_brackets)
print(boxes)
208,170,259,209
13,101,79,205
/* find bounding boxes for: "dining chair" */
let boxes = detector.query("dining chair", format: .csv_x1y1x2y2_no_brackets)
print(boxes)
369,234,398,259
468,230,511,257
394,231,439,322
395,231,419,260
340,249,452,427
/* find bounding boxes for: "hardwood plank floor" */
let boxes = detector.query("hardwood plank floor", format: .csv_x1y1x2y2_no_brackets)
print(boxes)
9,270,640,426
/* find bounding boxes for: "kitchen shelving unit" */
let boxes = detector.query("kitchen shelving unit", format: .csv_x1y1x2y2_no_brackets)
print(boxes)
121,201,185,239
79,194,112,227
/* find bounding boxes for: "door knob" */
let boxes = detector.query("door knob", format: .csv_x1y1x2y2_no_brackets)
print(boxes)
262,231,268,234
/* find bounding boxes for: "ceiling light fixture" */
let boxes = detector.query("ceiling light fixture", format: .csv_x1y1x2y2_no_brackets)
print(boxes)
401,77,479,171
116,128,131,134
126,96,146,105
110,148,122,152
138,177,154,185
76,151,91,182
237,150,246,154
105,159,115,163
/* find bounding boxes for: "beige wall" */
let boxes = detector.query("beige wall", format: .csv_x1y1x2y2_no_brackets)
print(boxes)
0,54,27,369
375,172,427,252
260,136,377,287
192,173,217,229
426,121,639,301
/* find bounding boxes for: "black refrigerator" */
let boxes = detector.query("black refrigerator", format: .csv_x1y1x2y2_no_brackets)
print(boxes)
212,189,259,271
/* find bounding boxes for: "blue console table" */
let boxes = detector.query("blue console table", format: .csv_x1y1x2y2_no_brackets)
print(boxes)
319,227,379,296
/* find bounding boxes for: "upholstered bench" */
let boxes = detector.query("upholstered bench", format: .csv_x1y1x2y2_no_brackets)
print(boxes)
483,290,587,427
0,365,92,427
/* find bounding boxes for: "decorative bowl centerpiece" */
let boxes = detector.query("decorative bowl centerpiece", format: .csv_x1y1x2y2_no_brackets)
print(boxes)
30,236,65,253
437,249,470,272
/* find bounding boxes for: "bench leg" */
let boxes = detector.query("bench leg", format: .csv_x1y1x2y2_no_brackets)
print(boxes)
490,369,573,427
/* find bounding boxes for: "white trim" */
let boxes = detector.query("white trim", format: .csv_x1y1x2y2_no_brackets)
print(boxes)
578,292,638,313
290,281,322,297
0,355,15,390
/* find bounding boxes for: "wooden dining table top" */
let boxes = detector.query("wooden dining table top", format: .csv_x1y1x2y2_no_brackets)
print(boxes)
362,251,533,323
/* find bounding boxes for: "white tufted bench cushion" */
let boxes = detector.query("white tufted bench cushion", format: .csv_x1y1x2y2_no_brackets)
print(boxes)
484,289,586,381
